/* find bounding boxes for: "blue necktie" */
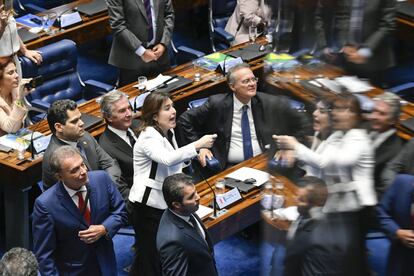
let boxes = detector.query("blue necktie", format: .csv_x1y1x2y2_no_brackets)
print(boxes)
241,105,253,160
143,0,154,42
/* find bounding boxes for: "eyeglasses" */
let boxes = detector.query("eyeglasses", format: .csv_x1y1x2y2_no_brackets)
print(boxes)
315,107,332,114
240,77,259,85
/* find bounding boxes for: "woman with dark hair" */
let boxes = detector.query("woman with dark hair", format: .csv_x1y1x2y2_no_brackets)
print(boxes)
129,91,216,276
0,58,32,135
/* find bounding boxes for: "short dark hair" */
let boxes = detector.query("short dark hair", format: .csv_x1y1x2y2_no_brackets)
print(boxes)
162,173,194,209
298,176,328,207
47,99,78,134
0,247,38,276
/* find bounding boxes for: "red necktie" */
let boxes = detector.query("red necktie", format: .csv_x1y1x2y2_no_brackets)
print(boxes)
77,191,90,225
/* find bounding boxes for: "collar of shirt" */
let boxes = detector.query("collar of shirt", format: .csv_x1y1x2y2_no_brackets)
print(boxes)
108,125,135,145
58,137,78,148
62,183,88,199
370,128,396,149
233,94,252,112
309,206,325,221
170,209,192,225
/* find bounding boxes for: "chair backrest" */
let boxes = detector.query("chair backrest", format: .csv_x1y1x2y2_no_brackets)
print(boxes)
20,39,84,104
211,0,237,28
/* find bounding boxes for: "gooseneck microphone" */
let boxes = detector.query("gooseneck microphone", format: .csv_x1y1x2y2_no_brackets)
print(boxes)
192,160,218,218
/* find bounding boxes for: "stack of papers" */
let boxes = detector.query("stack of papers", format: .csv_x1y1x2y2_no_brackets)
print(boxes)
132,74,178,91
335,76,374,93
225,167,270,187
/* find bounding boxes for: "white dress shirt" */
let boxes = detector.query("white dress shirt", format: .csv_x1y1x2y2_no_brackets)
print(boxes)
62,184,90,210
108,125,137,147
227,95,262,163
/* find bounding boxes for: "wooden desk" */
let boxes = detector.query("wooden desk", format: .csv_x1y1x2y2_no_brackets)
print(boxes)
265,65,414,140
195,154,299,244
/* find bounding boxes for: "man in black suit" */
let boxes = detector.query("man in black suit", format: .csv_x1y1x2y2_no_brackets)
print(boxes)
42,99,122,190
283,176,364,276
369,92,404,199
177,63,310,170
156,173,218,276
99,90,137,202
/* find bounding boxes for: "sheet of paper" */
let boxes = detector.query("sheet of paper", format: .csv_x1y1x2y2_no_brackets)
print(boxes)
225,167,270,187
196,204,213,219
132,74,178,91
335,76,374,93
273,206,299,221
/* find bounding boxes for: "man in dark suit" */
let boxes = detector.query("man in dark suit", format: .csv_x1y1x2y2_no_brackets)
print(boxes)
33,146,127,276
177,63,310,170
106,0,175,86
42,99,122,190
283,176,364,276
99,90,137,202
315,0,396,86
369,92,404,199
377,174,414,276
156,173,218,276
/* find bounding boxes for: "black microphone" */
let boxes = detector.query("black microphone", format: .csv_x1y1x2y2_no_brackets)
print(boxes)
191,160,218,218
29,111,48,160
222,16,244,75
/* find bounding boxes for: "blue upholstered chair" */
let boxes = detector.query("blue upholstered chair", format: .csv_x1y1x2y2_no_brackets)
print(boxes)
20,39,113,121
169,40,206,66
208,0,237,51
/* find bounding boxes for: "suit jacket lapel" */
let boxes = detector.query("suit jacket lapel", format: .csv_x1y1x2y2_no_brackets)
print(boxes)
57,182,88,227
194,213,215,253
135,0,149,23
105,129,132,157
77,137,92,170
251,96,265,149
223,94,233,144
88,184,97,225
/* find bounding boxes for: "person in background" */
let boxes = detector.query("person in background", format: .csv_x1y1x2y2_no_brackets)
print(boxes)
0,4,42,73
377,174,414,276
129,91,216,275
106,0,175,86
368,92,404,199
0,57,32,135
314,0,396,86
157,173,218,276
225,0,273,45
0,247,38,276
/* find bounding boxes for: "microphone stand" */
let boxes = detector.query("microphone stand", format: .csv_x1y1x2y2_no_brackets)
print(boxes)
192,159,218,218
221,16,245,76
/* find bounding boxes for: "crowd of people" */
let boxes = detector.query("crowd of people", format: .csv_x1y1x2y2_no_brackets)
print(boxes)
0,0,413,276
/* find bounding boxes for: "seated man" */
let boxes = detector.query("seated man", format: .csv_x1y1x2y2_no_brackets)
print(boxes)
99,90,137,202
377,174,414,276
177,63,310,171
156,173,218,276
369,92,404,199
33,146,127,275
42,99,122,189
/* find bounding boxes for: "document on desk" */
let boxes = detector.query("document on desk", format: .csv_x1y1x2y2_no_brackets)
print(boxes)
335,76,373,93
226,167,270,187
133,74,178,91
196,205,214,219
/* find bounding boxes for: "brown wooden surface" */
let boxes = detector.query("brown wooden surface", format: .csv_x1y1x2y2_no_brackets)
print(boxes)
194,154,300,243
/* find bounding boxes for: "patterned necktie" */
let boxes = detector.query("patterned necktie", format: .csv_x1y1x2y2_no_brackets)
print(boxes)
349,0,364,44
143,0,154,42
76,191,90,225
241,105,253,160
76,142,88,162
127,130,136,148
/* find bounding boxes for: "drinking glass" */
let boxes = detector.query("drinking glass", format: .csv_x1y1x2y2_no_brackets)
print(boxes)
248,25,257,44
137,76,147,91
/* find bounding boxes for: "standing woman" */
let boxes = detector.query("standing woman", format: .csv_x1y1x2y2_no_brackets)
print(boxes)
0,57,31,135
225,0,273,45
129,91,216,276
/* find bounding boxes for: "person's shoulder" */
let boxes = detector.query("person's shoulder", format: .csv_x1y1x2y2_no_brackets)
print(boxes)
35,183,60,205
209,93,232,105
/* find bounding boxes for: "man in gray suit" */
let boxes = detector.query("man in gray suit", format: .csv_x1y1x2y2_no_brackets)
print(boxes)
106,0,175,86
42,99,122,190
315,0,396,86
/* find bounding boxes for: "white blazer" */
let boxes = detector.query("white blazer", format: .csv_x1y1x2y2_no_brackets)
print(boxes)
296,129,377,210
129,127,197,209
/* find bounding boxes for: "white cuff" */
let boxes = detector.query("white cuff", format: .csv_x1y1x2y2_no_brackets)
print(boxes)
135,46,146,57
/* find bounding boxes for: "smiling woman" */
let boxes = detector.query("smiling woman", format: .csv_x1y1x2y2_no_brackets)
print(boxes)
0,57,30,135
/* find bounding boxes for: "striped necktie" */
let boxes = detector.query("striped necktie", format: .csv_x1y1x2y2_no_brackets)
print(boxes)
143,0,154,42
241,105,253,160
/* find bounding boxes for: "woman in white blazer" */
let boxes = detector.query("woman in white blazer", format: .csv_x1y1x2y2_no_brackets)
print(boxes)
129,91,216,276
